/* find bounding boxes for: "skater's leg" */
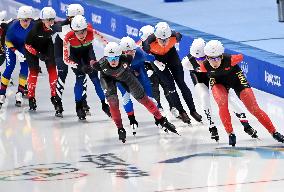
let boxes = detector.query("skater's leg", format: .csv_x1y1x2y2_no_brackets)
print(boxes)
46,64,57,97
26,52,40,99
18,61,28,94
73,69,87,119
212,84,233,134
88,70,105,101
167,49,197,113
239,88,276,134
149,73,162,108
55,57,68,99
0,48,16,95
117,82,134,115
154,66,185,113
100,75,123,129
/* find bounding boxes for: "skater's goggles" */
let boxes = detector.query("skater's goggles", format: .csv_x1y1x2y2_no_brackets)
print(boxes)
123,49,136,55
157,38,170,44
107,56,120,62
206,55,222,61
19,18,32,22
74,28,87,35
43,18,55,22
195,56,206,61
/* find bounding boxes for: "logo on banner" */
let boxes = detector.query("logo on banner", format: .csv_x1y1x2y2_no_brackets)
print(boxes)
33,0,41,3
92,13,102,24
126,25,138,37
265,70,281,87
240,61,248,78
60,2,68,13
264,70,282,87
111,18,116,32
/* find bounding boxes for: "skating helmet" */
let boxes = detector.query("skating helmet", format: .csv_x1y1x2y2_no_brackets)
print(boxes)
0,10,7,21
120,36,137,51
139,25,154,41
17,6,33,19
104,42,122,57
154,22,171,40
66,4,84,17
40,7,56,20
204,40,225,57
190,38,206,58
71,15,87,31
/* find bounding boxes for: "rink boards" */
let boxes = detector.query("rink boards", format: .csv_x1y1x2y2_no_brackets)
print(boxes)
6,0,284,98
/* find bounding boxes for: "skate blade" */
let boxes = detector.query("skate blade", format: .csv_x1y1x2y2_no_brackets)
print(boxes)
212,138,219,142
55,113,63,118
165,128,181,136
175,132,181,136
181,121,192,126
104,112,111,117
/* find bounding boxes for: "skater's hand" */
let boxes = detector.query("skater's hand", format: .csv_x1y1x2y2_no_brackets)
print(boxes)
181,57,193,70
14,50,26,63
134,71,139,76
81,65,94,74
37,52,48,62
90,59,97,65
154,60,165,71
175,43,180,51
89,59,98,68
147,69,154,77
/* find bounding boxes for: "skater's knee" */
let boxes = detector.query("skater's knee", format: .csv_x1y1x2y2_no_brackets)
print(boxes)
246,105,261,115
131,87,145,101
122,93,131,105
107,95,118,103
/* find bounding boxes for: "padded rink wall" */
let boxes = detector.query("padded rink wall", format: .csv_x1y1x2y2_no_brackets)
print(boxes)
6,0,284,98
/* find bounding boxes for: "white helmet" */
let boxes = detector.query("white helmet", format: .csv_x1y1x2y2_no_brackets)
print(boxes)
66,4,84,17
204,40,225,57
0,10,7,21
154,22,171,39
40,7,56,20
71,15,87,31
190,38,206,58
120,36,137,51
17,6,33,19
104,42,122,57
139,25,154,41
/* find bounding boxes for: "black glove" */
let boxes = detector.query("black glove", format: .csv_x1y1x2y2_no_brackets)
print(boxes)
37,52,48,62
81,65,94,74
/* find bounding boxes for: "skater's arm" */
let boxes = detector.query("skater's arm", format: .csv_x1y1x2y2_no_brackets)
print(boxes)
181,56,194,70
140,48,155,62
24,27,38,55
142,34,155,54
5,27,16,51
63,39,77,67
171,31,182,42
199,63,207,72
231,54,243,66
92,58,106,71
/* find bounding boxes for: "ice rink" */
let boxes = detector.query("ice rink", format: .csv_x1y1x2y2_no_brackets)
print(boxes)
1,37,284,191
